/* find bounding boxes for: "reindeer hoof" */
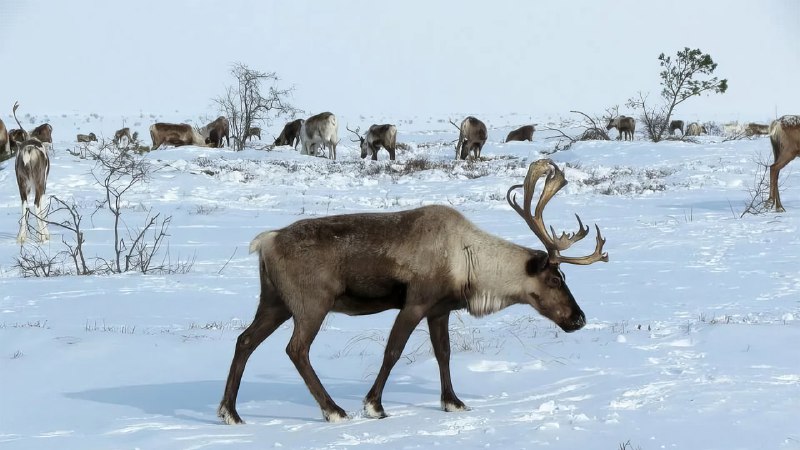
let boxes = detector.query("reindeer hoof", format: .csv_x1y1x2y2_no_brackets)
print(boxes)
323,407,349,422
363,401,388,419
218,404,245,425
442,399,471,412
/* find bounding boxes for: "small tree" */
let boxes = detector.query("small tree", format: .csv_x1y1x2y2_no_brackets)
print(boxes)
628,47,728,141
213,62,300,151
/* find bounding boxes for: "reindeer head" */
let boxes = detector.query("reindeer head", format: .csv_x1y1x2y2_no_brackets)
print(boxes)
507,159,608,332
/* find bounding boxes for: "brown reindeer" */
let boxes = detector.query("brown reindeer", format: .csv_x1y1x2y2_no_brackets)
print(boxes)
218,159,608,424
12,102,50,243
150,123,210,150
274,119,304,148
505,125,535,142
76,132,97,143
202,116,230,148
346,124,398,160
244,126,262,142
669,120,685,136
299,113,338,159
113,127,133,145
0,118,9,156
31,123,53,144
606,116,636,141
767,115,800,212
745,123,770,136
450,116,488,160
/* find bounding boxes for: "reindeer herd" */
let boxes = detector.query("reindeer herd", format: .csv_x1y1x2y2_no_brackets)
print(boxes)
2,99,800,425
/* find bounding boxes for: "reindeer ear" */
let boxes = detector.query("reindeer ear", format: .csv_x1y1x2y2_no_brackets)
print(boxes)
526,252,549,275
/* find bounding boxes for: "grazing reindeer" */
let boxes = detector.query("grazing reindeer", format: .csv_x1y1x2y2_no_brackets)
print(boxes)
346,124,398,160
12,102,50,243
218,159,608,424
114,127,133,145
150,123,210,150
505,125,535,142
767,115,800,212
31,123,53,144
669,120,685,136
274,119,304,148
0,117,9,156
244,126,262,142
9,129,27,152
300,112,338,160
450,116,488,160
686,122,704,136
202,116,230,148
746,123,770,136
76,132,97,143
606,116,636,141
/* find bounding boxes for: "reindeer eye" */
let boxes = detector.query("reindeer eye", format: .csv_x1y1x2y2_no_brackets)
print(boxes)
548,276,562,288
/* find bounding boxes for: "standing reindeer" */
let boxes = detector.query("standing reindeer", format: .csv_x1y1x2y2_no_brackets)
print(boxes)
218,159,608,425
0,117,9,156
505,125,535,142
299,112,338,160
767,115,800,212
346,124,398,160
12,102,50,243
669,120,685,136
450,116,487,160
606,115,636,141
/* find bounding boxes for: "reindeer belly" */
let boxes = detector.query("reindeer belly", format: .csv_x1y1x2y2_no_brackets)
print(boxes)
332,279,407,316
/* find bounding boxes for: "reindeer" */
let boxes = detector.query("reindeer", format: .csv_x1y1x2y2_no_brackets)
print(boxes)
685,122,705,136
0,118,9,156
31,123,53,144
218,159,608,425
346,124,398,160
12,102,50,243
745,123,770,136
150,123,210,150
274,119,304,148
244,126,262,142
76,132,97,143
450,116,487,160
299,112,338,160
766,115,800,212
606,116,636,141
505,125,535,142
669,120,685,136
113,127,133,145
202,116,230,148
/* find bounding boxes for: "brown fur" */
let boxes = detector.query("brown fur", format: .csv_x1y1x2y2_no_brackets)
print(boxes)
76,132,97,143
456,116,488,159
358,124,397,160
300,113,338,159
218,160,607,425
203,116,230,148
149,122,209,150
606,116,636,141
505,125,535,142
767,115,800,211
274,119,304,148
31,123,52,143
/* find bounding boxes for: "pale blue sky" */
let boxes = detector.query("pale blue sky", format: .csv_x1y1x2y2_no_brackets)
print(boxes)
1,0,797,121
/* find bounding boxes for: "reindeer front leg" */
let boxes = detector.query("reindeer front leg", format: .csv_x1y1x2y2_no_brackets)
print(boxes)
427,312,468,412
364,303,428,418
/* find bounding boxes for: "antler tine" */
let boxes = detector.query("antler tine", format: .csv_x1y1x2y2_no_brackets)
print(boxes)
506,159,562,255
553,224,609,265
548,213,590,251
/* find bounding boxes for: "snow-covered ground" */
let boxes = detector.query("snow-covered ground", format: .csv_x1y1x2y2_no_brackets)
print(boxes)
1,114,799,450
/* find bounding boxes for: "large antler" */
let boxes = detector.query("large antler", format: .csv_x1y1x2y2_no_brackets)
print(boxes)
345,125,363,143
13,101,25,132
507,159,608,265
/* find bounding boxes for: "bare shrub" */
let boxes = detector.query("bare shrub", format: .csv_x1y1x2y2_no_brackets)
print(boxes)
740,154,778,217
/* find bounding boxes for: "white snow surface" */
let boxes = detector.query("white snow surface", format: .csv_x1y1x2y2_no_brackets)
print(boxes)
1,114,799,450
